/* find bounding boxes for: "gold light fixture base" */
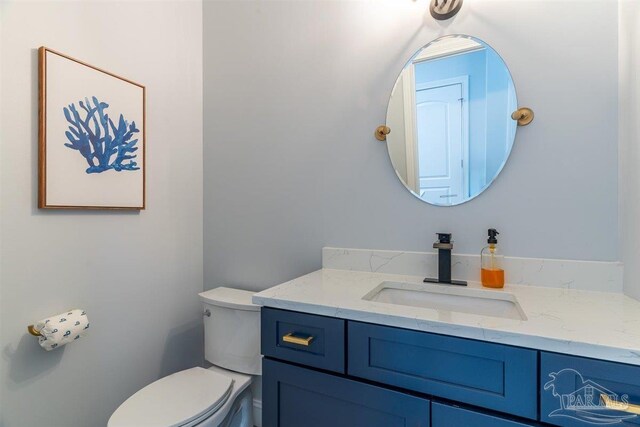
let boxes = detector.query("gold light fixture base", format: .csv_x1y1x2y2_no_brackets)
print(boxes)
375,125,391,141
512,108,534,126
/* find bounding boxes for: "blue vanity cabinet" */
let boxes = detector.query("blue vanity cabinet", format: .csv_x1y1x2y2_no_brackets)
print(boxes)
432,402,537,426
540,352,640,426
348,321,538,419
261,308,546,427
263,358,431,427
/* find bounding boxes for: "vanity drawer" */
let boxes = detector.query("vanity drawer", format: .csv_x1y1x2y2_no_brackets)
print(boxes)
261,308,345,373
540,352,640,426
348,321,538,419
263,358,430,427
432,402,537,427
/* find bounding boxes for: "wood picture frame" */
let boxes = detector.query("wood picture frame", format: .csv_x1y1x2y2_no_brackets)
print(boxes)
38,47,146,210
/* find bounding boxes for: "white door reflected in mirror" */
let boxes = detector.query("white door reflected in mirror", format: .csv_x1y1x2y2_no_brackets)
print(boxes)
386,35,518,206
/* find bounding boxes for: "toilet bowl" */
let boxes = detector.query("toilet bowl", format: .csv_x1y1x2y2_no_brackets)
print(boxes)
108,288,261,427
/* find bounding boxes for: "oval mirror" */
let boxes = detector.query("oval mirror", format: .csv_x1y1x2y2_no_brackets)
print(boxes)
385,35,518,206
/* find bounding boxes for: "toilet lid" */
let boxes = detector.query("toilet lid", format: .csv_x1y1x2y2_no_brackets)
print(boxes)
108,367,233,427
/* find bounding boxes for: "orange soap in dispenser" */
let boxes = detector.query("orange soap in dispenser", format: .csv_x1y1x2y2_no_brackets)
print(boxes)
481,228,505,288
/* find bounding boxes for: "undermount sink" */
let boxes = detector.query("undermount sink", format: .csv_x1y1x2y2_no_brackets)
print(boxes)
363,281,527,320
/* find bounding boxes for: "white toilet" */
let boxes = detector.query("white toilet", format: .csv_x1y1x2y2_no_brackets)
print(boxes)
108,287,261,427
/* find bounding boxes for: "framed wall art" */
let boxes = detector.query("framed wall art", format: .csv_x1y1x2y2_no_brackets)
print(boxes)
38,47,145,209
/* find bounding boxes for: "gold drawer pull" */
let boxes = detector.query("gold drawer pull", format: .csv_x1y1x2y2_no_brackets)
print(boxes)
601,394,640,415
282,332,314,346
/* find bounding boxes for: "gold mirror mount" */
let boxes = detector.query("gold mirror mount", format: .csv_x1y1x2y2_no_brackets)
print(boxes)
430,0,463,20
375,125,391,141
512,107,534,126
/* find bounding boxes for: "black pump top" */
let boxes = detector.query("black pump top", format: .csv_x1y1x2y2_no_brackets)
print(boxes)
437,233,452,244
487,229,499,244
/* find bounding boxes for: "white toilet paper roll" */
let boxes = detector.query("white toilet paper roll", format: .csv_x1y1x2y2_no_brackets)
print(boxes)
34,309,89,351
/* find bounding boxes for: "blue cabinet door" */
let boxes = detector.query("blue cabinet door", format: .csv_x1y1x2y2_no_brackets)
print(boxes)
348,321,538,419
432,402,537,427
540,352,640,426
263,358,430,427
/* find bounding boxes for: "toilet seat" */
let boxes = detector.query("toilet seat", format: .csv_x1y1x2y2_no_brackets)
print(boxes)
108,367,233,427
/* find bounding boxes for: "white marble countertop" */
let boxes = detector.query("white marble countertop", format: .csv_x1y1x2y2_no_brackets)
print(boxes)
253,268,640,365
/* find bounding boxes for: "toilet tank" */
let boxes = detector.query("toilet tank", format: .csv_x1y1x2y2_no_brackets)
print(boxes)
199,287,261,375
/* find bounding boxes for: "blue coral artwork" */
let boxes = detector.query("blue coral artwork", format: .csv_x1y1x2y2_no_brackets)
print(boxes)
63,97,140,174
39,47,145,209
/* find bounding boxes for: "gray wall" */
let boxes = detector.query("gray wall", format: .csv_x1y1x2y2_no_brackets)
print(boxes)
620,0,640,299
0,2,203,426
203,0,619,292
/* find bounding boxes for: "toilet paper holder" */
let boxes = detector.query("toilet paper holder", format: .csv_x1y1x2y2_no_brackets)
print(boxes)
27,309,90,351
27,325,42,336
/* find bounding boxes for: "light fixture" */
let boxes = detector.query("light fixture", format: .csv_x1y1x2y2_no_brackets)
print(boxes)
429,0,463,20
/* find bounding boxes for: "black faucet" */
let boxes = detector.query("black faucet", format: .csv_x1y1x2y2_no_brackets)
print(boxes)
424,233,467,286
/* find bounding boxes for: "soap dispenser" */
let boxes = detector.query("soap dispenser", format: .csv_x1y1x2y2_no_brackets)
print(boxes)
481,229,505,288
